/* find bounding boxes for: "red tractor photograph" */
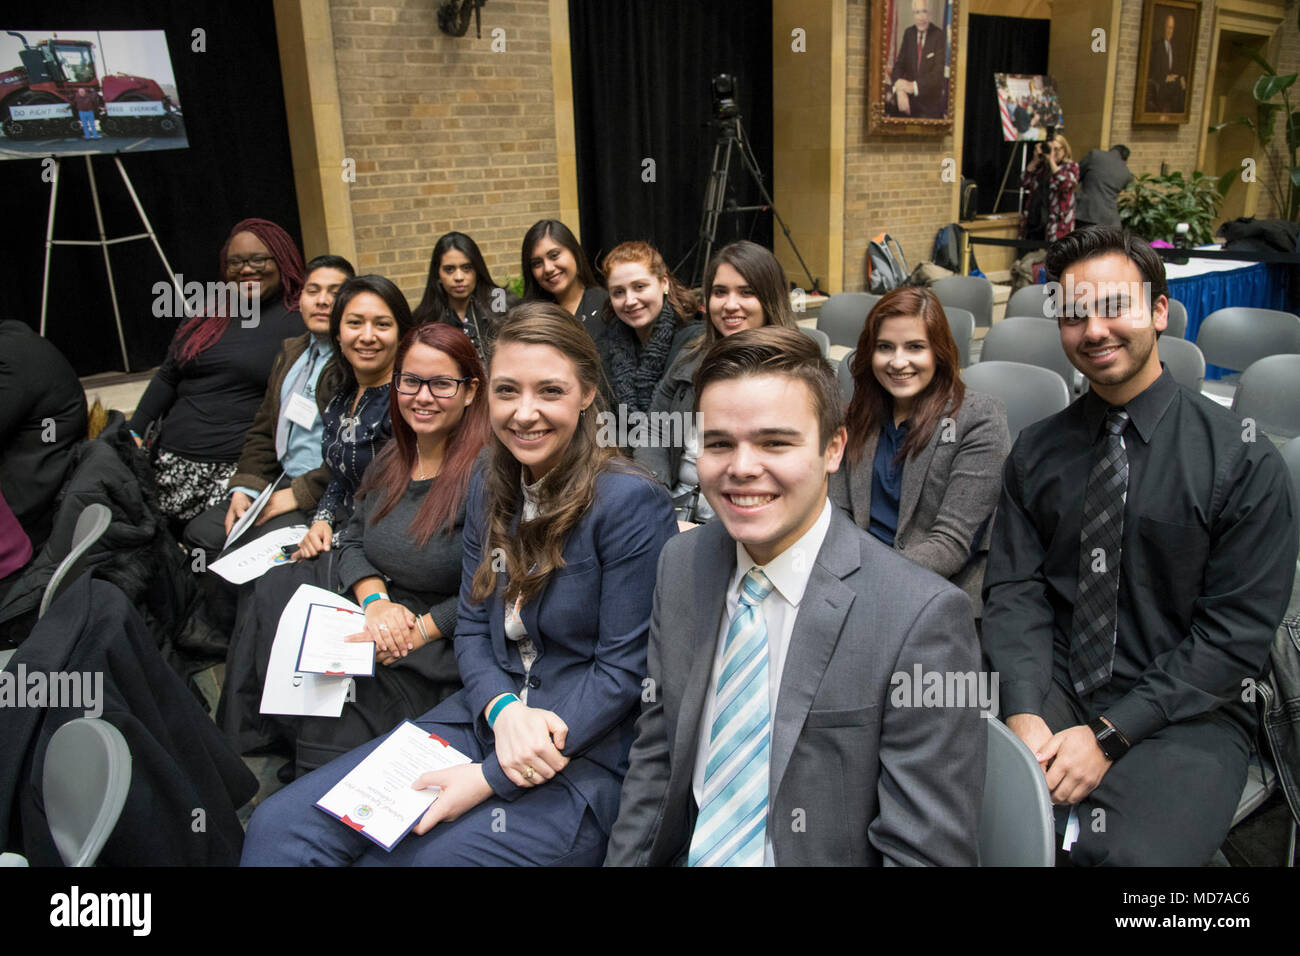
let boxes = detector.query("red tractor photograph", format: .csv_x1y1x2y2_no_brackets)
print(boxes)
0,30,183,141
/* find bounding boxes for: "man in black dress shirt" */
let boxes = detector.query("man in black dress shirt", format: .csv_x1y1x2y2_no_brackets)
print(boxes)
982,227,1298,865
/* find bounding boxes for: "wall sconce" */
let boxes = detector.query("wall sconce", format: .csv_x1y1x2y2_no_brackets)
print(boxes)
437,0,486,38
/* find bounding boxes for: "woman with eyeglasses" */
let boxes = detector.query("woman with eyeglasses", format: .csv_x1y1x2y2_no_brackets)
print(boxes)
220,321,489,776
242,302,676,865
129,219,308,529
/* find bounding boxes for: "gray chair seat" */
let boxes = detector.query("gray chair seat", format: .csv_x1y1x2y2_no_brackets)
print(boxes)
800,325,831,358
979,316,1081,394
978,719,1054,866
962,360,1071,442
945,306,975,368
1196,307,1300,373
1232,354,1300,439
43,717,133,867
1158,335,1206,392
1004,283,1056,320
817,292,880,349
1165,297,1188,339
933,274,994,329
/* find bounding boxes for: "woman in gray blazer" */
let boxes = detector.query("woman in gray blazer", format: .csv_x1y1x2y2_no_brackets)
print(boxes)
830,286,1009,614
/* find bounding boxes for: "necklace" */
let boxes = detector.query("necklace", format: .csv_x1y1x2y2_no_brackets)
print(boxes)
415,444,441,481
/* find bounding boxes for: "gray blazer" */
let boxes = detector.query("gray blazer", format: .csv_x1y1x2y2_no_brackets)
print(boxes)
829,390,1009,615
604,505,986,866
1076,147,1134,227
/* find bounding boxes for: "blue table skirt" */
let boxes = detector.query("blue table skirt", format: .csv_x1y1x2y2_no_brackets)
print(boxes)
1171,263,1288,379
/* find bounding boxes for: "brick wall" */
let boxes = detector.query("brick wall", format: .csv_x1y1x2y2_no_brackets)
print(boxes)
843,0,957,290
329,0,561,301
1107,0,1214,180
1108,0,1300,218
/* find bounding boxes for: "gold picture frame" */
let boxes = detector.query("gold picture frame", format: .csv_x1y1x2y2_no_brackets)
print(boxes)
1133,0,1201,125
869,0,959,134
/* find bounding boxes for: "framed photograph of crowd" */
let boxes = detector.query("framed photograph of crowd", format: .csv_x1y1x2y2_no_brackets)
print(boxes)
1132,0,1201,125
869,0,959,134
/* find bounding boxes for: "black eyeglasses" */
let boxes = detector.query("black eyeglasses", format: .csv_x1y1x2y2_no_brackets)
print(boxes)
394,373,473,398
226,254,276,272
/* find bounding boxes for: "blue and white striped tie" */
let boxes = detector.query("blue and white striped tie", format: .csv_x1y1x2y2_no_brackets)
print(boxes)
689,567,774,867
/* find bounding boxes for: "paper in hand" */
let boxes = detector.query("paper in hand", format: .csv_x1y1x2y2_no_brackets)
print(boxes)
315,721,472,851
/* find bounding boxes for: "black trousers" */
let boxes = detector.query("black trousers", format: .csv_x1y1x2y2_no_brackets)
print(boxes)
1040,670,1250,866
181,497,313,649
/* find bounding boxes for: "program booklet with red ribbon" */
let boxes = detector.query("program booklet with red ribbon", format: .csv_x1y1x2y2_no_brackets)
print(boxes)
315,721,472,851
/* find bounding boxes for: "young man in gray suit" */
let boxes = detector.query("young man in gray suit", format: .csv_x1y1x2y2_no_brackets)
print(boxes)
605,326,986,866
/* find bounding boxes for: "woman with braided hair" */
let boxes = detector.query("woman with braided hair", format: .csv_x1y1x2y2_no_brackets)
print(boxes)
129,218,307,527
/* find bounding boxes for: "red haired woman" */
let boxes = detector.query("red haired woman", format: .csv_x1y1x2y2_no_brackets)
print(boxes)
829,286,1010,615
221,322,490,777
593,240,702,416
129,218,307,526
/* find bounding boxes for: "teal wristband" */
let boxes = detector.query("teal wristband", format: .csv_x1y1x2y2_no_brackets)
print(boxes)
361,592,388,609
488,694,519,728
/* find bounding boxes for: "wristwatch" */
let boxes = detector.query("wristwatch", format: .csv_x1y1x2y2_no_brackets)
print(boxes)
1089,717,1130,762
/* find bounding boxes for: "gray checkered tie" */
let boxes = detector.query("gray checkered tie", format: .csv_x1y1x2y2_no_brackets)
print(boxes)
1068,407,1130,696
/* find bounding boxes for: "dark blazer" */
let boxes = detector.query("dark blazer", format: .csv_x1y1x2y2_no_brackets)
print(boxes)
830,390,1009,614
605,504,986,866
890,23,946,117
228,333,344,514
0,320,88,550
1147,32,1188,113
430,464,677,833
633,348,702,489
1076,148,1134,227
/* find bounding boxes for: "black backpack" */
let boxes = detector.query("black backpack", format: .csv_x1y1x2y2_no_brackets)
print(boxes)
931,224,979,274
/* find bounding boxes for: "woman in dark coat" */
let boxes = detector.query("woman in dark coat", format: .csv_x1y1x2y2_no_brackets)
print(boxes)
590,240,702,420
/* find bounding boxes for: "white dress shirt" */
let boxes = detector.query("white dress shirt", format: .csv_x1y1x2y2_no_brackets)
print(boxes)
691,498,832,865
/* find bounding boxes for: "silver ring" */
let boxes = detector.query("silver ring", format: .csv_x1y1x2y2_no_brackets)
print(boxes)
379,624,390,630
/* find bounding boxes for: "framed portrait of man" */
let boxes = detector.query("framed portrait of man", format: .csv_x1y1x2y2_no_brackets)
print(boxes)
1133,0,1201,124
869,0,958,133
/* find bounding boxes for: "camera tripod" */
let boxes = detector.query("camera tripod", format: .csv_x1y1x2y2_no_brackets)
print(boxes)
681,115,819,294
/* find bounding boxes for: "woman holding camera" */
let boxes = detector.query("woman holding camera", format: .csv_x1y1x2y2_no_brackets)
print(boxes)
1018,133,1078,242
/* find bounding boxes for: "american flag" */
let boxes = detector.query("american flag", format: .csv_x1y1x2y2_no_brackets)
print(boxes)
999,94,1016,140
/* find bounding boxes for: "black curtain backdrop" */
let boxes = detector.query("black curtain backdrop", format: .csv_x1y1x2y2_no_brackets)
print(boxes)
961,14,1050,216
1,1,300,376
568,0,773,280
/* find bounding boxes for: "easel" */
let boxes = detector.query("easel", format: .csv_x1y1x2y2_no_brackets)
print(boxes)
40,154,185,372
991,140,1036,216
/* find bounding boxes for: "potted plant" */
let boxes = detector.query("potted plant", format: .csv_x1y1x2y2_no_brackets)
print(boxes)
1118,170,1225,245
1208,49,1300,220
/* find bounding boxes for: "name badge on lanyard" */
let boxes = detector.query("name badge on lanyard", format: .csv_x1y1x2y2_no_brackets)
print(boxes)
285,391,319,430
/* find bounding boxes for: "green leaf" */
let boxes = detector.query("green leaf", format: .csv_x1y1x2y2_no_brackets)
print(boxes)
1218,166,1240,199
1258,101,1280,142
1246,49,1277,76
1208,116,1254,134
1255,73,1298,102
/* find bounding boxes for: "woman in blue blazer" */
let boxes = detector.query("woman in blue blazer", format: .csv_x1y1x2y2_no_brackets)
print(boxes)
242,302,677,866
829,286,1009,616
